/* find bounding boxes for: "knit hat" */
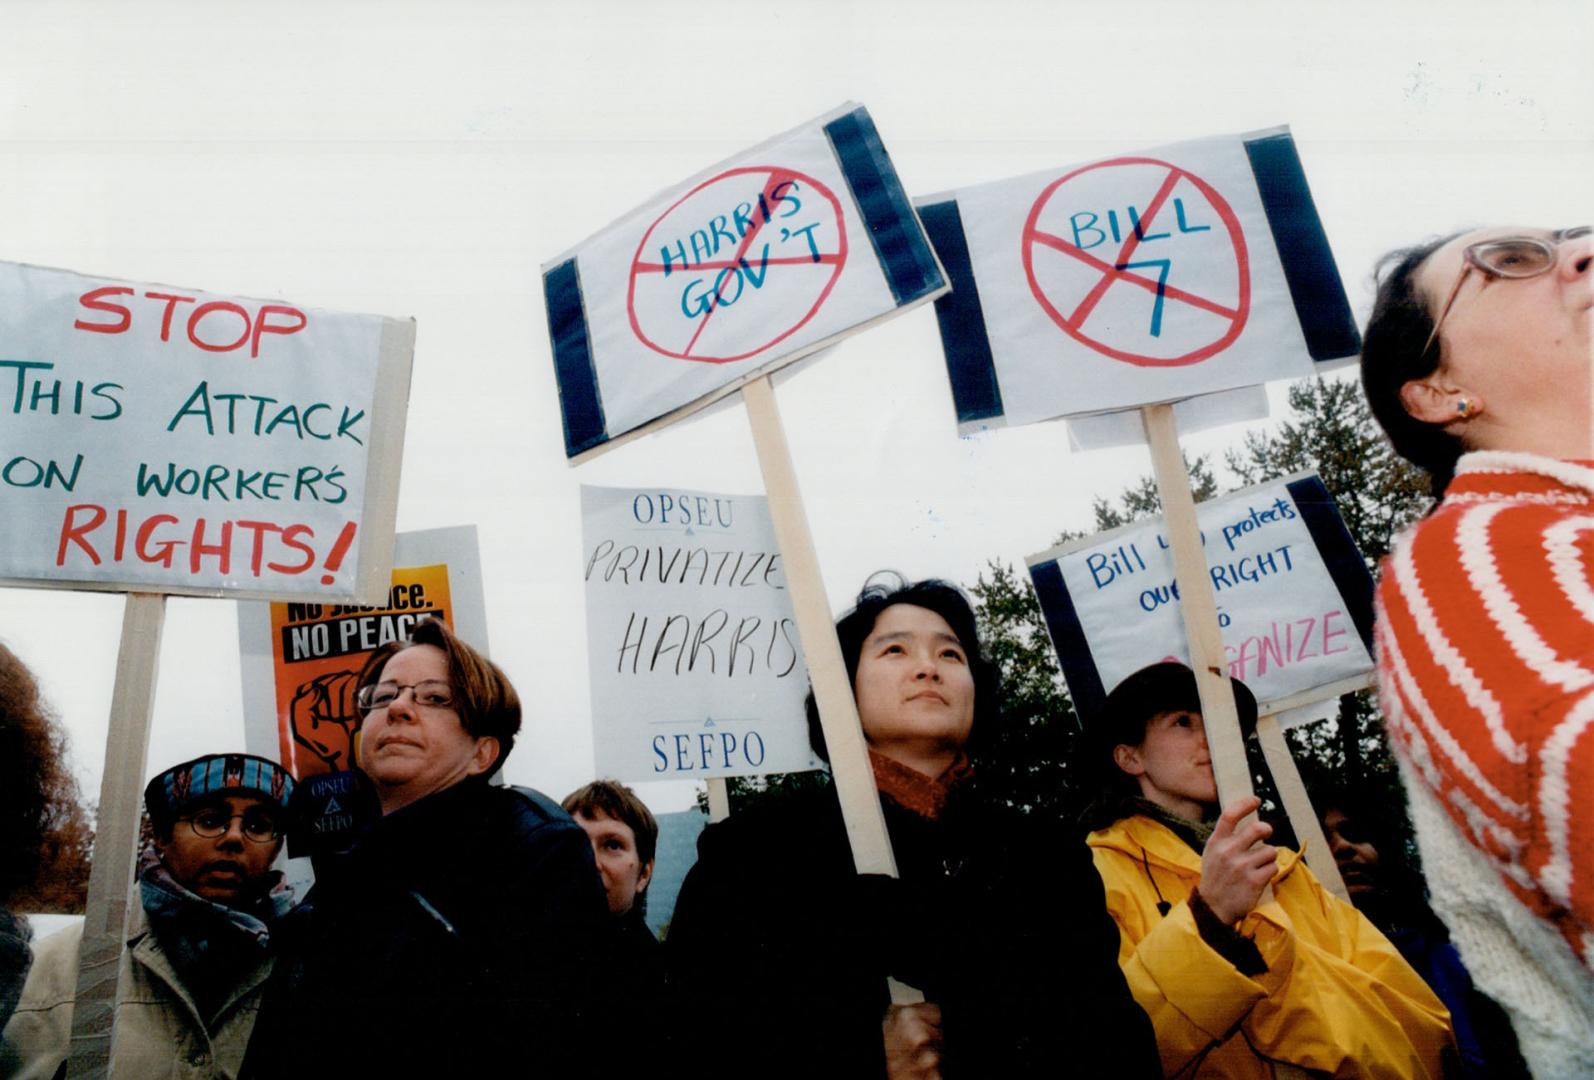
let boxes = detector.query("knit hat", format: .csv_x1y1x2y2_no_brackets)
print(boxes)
143,753,295,830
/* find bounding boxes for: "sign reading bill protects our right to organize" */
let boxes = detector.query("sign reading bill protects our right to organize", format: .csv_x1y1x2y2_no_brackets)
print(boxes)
919,127,1360,432
582,484,821,782
1028,473,1376,726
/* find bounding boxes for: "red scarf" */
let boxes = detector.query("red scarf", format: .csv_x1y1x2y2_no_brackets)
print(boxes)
869,750,974,822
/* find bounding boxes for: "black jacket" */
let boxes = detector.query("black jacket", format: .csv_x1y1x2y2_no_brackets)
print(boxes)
665,780,1159,1079
243,778,611,1077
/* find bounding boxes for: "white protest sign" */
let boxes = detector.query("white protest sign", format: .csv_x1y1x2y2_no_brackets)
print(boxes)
581,484,821,781
919,127,1359,432
544,102,947,461
1028,473,1375,725
0,260,412,600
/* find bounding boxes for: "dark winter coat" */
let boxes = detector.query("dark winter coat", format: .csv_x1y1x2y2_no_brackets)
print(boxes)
241,778,610,1078
665,780,1159,1079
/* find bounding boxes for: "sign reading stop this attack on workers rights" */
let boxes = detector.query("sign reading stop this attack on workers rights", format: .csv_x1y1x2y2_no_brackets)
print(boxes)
1028,474,1377,728
543,102,948,461
582,485,822,782
917,127,1362,434
0,260,414,600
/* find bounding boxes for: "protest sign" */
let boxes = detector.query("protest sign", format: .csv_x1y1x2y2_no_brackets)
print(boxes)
1028,472,1375,727
582,484,821,781
238,525,489,781
0,260,413,600
919,127,1358,433
543,102,947,461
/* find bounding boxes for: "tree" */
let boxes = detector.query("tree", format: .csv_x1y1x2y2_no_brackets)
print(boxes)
1226,376,1430,566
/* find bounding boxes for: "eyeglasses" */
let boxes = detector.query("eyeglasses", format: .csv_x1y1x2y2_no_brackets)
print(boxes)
182,808,281,844
355,679,456,713
1422,225,1591,357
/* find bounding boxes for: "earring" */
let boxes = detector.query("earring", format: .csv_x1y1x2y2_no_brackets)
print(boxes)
1456,397,1475,419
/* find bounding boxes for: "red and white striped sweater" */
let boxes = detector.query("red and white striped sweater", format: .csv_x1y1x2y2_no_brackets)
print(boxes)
1375,451,1594,970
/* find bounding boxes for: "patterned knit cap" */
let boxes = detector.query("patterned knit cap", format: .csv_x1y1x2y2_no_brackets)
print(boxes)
143,753,295,829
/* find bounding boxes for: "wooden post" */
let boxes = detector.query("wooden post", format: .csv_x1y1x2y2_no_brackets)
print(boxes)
705,778,731,824
1141,405,1255,808
1254,714,1349,900
67,594,166,1079
743,374,919,1006
1143,405,1319,1078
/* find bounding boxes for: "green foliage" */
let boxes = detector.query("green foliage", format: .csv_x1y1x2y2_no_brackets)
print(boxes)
965,561,1080,816
1226,376,1430,567
693,769,831,817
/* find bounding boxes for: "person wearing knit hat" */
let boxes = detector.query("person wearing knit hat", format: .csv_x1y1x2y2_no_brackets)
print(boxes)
1083,662,1453,1079
2,753,295,1078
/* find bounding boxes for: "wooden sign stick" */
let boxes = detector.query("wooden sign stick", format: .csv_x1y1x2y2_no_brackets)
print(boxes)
1253,713,1350,900
1141,405,1255,809
1143,406,1312,1080
742,374,920,1006
67,593,167,1079
705,778,731,824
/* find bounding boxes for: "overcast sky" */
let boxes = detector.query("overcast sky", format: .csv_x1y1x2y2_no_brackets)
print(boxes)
1,0,1590,821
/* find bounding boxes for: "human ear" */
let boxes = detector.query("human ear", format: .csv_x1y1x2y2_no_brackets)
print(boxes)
1112,743,1145,778
466,736,501,777
637,859,654,895
1399,375,1479,426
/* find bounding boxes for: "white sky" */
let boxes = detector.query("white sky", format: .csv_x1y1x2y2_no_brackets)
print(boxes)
1,0,1590,818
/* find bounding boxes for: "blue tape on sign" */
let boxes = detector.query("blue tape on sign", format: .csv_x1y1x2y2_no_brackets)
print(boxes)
824,107,944,307
1244,133,1361,362
1286,476,1376,653
1029,559,1104,730
920,199,1005,425
542,259,608,458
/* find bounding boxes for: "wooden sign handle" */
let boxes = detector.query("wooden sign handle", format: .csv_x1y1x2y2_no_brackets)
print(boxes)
705,778,731,824
67,593,166,1079
742,374,923,1006
1141,405,1255,808
1254,714,1349,900
1142,404,1342,945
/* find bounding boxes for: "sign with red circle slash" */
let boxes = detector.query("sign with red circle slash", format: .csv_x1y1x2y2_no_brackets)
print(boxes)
627,167,849,364
543,103,947,461
1022,157,1250,368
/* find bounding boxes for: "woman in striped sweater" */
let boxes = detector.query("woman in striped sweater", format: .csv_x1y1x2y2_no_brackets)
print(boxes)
1360,224,1592,1077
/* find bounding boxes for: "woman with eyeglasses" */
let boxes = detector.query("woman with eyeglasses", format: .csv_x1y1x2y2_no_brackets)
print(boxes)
1359,224,1594,1078
242,618,610,1078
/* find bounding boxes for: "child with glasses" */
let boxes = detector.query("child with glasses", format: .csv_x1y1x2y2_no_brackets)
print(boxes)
3,753,296,1078
1359,224,1594,1078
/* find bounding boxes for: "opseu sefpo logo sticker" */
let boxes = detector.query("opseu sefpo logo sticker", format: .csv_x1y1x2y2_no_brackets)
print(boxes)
1021,157,1250,368
627,167,849,364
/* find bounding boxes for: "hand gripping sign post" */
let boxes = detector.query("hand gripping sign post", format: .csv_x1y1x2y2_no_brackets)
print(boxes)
0,260,413,1076
919,128,1359,920
1028,473,1380,895
543,103,948,1001
580,485,822,790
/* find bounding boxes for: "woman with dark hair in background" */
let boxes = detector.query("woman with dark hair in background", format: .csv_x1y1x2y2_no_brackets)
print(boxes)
667,575,1157,1079
0,643,69,1033
1360,224,1593,1076
243,618,610,1077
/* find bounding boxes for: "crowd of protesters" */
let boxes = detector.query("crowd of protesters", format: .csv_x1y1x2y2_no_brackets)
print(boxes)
0,223,1588,1077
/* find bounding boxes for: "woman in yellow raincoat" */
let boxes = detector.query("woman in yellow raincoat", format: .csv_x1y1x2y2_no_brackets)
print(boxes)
1084,663,1453,1079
